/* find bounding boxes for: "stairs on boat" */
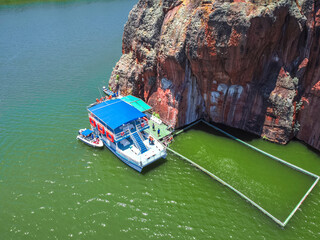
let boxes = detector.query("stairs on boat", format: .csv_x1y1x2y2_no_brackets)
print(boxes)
131,132,148,154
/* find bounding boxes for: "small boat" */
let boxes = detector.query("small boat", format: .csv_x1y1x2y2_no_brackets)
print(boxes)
77,129,104,148
102,86,117,97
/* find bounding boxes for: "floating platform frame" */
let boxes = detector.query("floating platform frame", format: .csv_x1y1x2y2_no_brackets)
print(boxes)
168,119,320,227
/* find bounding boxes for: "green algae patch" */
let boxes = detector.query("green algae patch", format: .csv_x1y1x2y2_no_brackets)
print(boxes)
170,122,317,222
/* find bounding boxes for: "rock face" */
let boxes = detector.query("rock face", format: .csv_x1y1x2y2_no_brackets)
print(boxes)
109,0,320,151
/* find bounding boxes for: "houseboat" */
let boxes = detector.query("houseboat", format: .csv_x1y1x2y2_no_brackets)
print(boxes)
87,98,167,172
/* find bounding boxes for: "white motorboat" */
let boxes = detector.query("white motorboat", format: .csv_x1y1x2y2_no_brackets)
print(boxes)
77,129,104,148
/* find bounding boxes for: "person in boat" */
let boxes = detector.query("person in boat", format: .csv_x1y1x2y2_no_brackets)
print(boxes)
149,136,154,145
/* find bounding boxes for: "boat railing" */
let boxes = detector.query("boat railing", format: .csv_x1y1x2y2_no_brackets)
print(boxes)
137,130,150,152
116,145,143,166
114,120,148,141
115,128,130,141
143,148,166,166
136,129,146,141
136,119,149,131
149,132,167,150
129,129,142,153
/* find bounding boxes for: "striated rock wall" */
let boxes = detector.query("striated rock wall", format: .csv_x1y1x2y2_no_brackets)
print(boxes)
109,0,320,151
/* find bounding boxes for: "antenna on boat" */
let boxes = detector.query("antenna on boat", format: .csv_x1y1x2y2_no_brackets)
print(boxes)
98,87,103,99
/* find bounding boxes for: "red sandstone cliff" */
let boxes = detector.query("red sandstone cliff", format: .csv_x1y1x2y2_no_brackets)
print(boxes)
109,0,320,151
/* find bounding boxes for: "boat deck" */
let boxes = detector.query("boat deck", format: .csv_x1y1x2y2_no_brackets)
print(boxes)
147,119,172,140
118,134,166,167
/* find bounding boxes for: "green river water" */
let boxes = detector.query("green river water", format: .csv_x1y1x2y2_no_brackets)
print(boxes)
0,0,320,239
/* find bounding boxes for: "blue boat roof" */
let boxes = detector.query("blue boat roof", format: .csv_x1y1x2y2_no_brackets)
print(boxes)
82,129,93,137
88,99,146,130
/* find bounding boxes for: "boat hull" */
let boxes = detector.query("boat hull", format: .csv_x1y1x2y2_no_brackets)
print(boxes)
101,139,144,172
76,135,104,148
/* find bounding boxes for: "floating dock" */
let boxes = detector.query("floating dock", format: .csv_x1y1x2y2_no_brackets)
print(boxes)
114,94,173,141
168,119,320,228
147,119,172,141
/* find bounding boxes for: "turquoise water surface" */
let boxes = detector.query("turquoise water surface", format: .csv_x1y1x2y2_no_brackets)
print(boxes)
1,1,320,239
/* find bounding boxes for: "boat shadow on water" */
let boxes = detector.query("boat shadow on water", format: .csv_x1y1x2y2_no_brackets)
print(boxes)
140,158,167,175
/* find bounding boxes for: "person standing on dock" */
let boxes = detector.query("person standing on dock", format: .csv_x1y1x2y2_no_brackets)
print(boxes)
157,128,160,137
152,123,155,131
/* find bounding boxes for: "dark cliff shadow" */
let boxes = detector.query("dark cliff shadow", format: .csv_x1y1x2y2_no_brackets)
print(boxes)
292,137,320,157
174,120,260,142
207,121,260,142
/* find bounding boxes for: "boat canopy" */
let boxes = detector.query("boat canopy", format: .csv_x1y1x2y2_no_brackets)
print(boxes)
88,99,146,130
121,95,152,112
82,129,93,137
